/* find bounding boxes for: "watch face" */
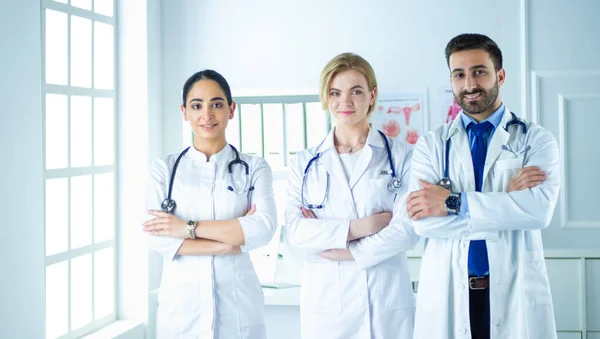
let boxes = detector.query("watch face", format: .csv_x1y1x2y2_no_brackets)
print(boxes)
446,195,460,210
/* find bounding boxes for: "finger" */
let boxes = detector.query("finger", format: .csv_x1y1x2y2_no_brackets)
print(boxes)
419,179,434,188
305,210,317,219
146,229,168,236
410,210,425,221
301,208,312,218
147,210,170,218
525,174,547,182
524,180,544,188
407,191,421,203
143,224,165,232
142,217,167,227
407,205,423,219
521,166,541,172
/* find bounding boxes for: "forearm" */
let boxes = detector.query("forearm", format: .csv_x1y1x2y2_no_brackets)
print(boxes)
319,248,355,261
285,214,350,250
177,238,240,256
194,219,246,247
348,218,373,241
466,186,558,232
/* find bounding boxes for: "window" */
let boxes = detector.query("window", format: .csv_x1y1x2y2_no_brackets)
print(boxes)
182,95,330,282
181,96,330,217
42,1,116,338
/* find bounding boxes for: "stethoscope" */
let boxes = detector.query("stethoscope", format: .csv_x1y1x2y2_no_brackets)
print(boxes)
160,144,254,213
437,112,529,191
301,130,402,209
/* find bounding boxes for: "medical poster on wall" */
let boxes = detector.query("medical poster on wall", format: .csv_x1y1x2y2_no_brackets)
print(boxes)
369,93,426,145
439,87,461,124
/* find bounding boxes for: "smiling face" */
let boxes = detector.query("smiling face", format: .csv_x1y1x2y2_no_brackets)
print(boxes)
181,79,236,142
449,48,505,119
327,69,376,127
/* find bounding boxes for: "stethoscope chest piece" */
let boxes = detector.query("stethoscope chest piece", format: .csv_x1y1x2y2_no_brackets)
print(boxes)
387,178,402,193
161,198,176,213
437,178,453,191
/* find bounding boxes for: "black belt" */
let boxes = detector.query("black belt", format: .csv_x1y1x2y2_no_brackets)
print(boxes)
469,276,489,290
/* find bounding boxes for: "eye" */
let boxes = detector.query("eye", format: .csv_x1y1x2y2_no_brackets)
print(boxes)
474,69,486,76
453,73,464,79
211,102,223,108
191,104,201,110
351,89,363,95
330,91,340,97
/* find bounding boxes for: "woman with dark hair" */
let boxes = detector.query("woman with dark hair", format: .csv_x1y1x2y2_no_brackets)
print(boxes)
143,69,277,338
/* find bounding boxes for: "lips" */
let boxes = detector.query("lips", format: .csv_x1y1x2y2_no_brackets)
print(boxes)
200,123,218,130
338,111,354,115
462,91,482,101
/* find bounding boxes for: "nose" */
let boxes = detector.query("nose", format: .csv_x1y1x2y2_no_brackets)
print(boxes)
199,106,215,120
340,92,353,106
465,74,478,92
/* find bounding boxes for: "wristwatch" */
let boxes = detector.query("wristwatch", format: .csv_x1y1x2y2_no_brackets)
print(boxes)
186,220,197,239
444,192,461,215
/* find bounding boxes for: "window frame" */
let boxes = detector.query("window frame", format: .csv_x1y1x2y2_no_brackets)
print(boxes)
41,1,117,338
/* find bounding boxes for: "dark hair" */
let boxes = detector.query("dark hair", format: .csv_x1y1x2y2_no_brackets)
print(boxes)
445,33,503,71
181,69,233,107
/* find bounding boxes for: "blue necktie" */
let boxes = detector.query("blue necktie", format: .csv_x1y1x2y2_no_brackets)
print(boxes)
468,121,493,277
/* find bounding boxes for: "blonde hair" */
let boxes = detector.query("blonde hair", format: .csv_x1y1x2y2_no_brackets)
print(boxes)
319,52,378,116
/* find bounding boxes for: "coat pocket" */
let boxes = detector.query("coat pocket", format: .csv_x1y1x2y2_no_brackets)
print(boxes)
523,251,553,305
301,262,342,314
235,269,266,327
492,156,525,191
414,254,441,311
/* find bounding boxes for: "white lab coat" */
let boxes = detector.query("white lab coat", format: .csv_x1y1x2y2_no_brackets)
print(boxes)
411,109,560,339
146,145,277,339
285,128,419,339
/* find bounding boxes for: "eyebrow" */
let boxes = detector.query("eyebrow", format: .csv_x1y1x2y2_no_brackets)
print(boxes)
330,85,365,91
189,97,226,103
451,64,489,73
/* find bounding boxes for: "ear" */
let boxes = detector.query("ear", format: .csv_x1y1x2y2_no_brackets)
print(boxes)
229,102,237,120
497,68,506,88
181,104,188,121
370,86,378,105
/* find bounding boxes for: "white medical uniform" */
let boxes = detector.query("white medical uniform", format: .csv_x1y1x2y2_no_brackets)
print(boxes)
286,128,419,339
410,109,560,339
146,144,277,339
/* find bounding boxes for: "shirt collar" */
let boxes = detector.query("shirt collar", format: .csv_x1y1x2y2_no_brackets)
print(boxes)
461,103,505,131
319,126,385,153
186,143,232,163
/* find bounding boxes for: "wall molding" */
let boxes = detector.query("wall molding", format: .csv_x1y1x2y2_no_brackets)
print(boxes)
558,92,600,229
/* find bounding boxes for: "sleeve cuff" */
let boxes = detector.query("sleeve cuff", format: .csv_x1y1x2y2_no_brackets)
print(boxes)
459,192,469,217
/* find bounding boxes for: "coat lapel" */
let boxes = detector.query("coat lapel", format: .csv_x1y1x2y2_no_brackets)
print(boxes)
317,129,354,204
483,109,512,183
348,129,384,189
448,113,475,191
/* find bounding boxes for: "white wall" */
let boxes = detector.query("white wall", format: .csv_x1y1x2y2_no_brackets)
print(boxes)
0,0,45,337
159,0,522,155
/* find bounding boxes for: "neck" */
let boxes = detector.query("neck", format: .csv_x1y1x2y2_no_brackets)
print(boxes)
192,137,227,161
334,120,370,147
465,100,502,123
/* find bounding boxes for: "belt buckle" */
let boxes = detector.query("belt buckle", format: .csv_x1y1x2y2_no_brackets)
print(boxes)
469,276,487,290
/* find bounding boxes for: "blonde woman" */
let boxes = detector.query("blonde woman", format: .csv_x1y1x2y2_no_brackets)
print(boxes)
285,53,418,338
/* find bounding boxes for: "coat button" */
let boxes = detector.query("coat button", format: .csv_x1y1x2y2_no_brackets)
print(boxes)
461,284,466,291
462,328,467,334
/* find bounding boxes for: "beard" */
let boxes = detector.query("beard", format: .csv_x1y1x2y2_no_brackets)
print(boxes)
453,79,499,115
